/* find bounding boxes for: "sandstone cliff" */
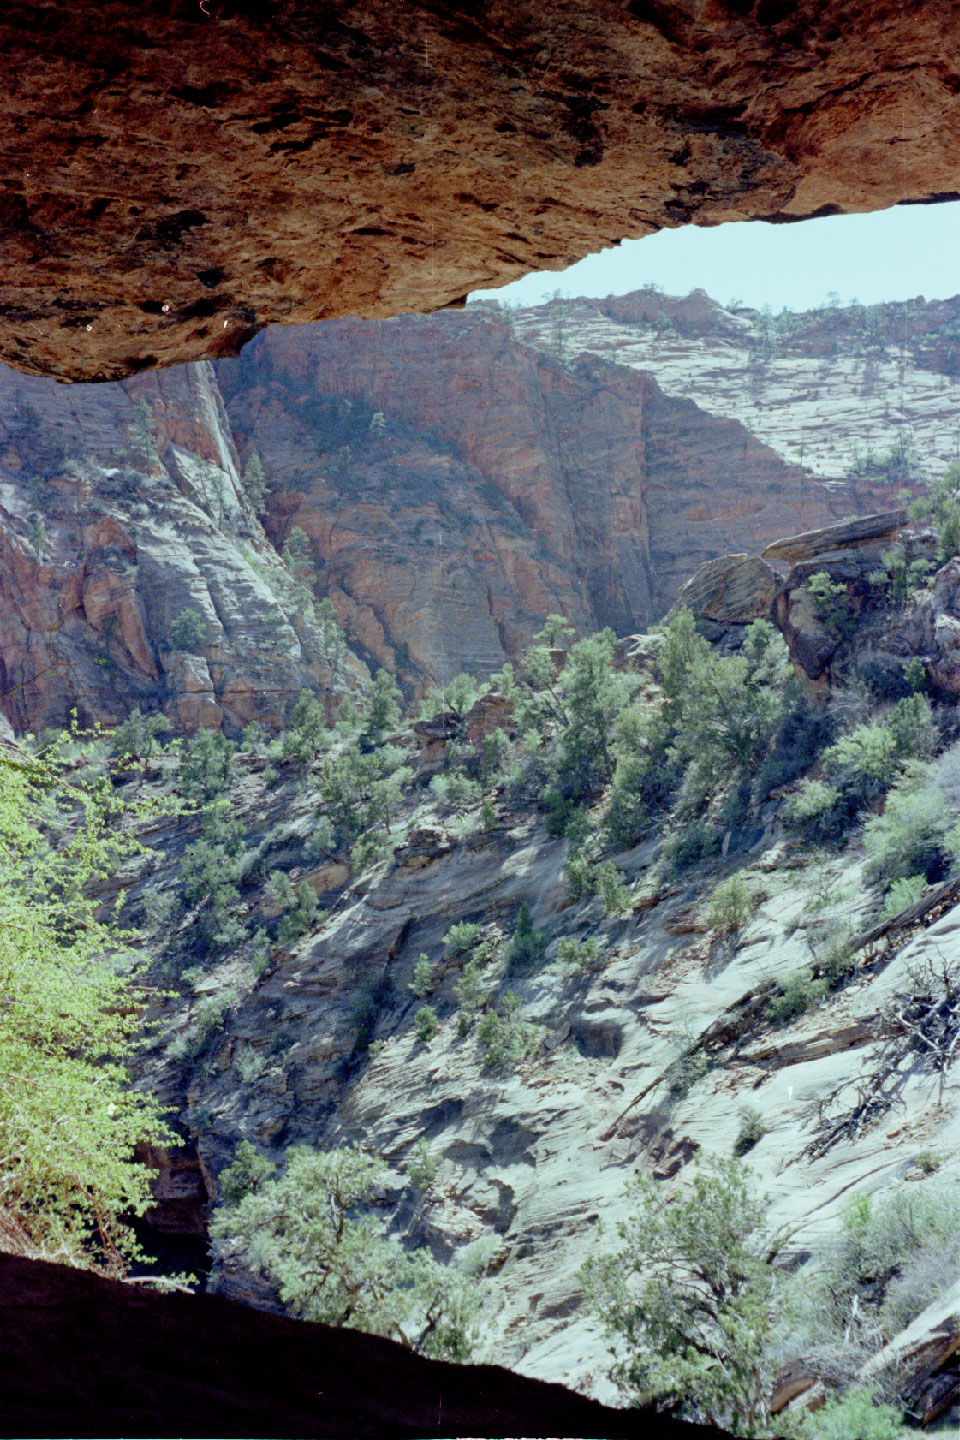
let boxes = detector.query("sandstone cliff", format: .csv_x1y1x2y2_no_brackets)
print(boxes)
4,1,960,379
0,293,944,732
0,361,364,735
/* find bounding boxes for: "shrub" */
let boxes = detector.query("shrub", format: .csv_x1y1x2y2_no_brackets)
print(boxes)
407,1137,439,1193
783,779,845,844
797,1388,903,1440
110,708,172,759
904,656,928,694
822,723,899,803
767,967,829,1024
453,957,486,1034
413,1005,440,1044
241,452,269,515
408,954,435,998
507,902,546,973
823,1181,960,1345
554,936,603,973
581,1156,777,1434
595,860,631,916
661,819,721,873
179,728,234,803
277,881,320,943
443,921,482,957
169,607,208,652
806,571,851,637
705,874,752,934
863,772,958,884
888,692,937,761
877,873,926,921
218,1140,276,1205
476,991,541,1069
305,815,335,862
732,1106,768,1157
909,460,960,561
867,542,932,605
127,397,159,464
429,768,481,814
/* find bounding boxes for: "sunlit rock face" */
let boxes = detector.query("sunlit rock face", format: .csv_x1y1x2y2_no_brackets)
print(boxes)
3,0,960,379
0,360,362,735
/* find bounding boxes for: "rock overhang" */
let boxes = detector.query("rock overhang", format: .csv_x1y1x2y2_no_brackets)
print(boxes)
3,0,960,380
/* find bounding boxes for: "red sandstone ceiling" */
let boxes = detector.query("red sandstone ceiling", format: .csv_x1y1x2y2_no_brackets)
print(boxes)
3,0,960,381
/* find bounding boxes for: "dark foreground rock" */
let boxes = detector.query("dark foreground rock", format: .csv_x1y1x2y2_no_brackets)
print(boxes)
0,1253,723,1439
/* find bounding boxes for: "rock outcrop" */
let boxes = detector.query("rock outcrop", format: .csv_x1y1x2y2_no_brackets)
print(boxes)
217,312,881,684
0,299,940,733
4,2,960,379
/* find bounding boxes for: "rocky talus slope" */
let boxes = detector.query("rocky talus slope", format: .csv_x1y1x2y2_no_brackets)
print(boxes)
4,1,960,379
108,518,960,1431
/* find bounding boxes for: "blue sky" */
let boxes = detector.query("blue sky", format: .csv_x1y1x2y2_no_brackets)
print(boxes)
469,201,960,312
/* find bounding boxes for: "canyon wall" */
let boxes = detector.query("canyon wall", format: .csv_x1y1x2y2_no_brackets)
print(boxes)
0,296,922,731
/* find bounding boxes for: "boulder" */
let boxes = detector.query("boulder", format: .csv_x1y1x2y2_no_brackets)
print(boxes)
884,557,960,694
674,554,782,625
774,586,839,682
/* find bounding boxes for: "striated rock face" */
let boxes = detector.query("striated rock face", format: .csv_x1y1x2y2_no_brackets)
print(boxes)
4,2,960,380
1,296,924,730
673,554,781,626
217,311,878,685
0,361,363,736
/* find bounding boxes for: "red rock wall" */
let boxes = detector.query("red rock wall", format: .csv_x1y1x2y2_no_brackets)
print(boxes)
2,0,960,379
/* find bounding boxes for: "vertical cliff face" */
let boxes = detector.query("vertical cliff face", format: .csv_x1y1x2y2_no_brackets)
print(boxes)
0,294,927,732
218,312,846,683
0,361,362,735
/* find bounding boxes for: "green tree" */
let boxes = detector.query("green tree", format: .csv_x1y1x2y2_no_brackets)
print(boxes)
283,689,331,764
0,746,172,1270
210,1144,478,1360
241,451,270,516
127,397,159,464
169,607,208,652
317,597,346,672
909,461,960,561
363,669,402,742
179,728,235,804
110,708,172,759
581,1157,778,1436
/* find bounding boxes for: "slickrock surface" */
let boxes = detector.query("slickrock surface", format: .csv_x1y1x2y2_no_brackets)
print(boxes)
140,762,960,1400
514,291,960,485
0,1253,717,1438
4,1,960,379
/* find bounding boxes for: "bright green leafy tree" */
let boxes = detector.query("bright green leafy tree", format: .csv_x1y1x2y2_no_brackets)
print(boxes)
0,747,172,1271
